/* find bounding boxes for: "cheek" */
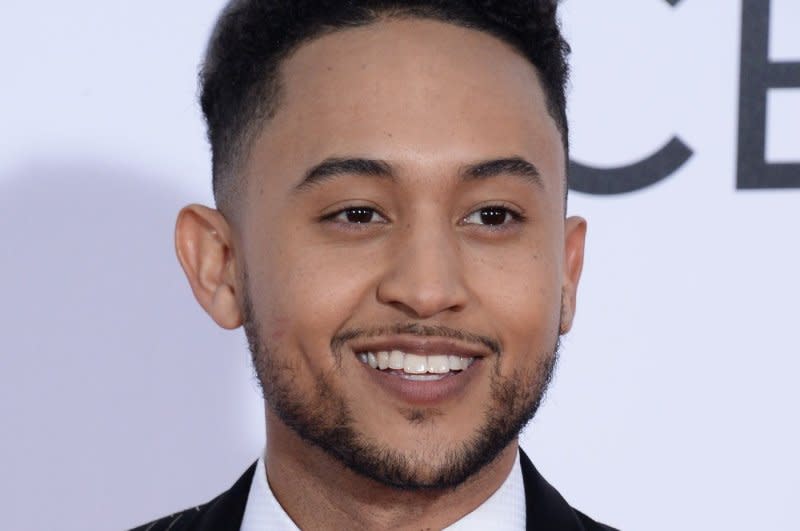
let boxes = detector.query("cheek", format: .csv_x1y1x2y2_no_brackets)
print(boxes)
268,316,291,342
489,274,560,333
247,243,378,356
468,244,562,351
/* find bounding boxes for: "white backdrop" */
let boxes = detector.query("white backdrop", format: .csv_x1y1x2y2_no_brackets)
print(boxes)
1,1,797,530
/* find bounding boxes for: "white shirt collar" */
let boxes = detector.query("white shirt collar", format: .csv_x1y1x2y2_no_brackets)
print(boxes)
240,453,299,531
240,448,526,531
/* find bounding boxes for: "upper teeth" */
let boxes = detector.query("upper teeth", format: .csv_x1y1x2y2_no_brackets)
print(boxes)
357,350,475,374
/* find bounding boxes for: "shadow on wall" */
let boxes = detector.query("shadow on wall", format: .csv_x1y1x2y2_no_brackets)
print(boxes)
0,160,262,531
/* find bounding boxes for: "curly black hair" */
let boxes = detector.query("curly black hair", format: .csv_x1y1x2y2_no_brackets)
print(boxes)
201,0,570,210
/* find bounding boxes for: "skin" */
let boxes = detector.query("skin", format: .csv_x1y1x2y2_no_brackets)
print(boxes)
175,18,586,531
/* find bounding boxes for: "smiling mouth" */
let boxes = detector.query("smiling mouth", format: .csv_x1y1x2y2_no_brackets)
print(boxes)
356,350,476,381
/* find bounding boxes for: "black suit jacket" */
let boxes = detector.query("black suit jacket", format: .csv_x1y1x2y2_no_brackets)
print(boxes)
132,450,617,530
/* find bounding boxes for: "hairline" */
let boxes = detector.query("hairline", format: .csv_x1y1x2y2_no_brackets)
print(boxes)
214,13,569,218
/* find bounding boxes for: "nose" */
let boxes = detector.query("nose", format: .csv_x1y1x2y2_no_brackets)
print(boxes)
376,220,469,319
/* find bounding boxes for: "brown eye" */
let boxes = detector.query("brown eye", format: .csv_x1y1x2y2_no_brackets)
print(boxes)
463,206,521,227
325,206,388,225
479,207,508,225
344,207,375,223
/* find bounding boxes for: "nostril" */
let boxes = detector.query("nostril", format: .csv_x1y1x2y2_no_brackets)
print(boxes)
381,295,466,320
375,244,469,317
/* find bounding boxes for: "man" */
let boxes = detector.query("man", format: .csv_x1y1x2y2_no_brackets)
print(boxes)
135,0,615,529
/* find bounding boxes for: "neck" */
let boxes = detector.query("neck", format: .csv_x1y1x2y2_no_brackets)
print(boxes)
263,409,518,531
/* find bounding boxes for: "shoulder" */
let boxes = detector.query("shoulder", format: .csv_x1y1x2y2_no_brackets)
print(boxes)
574,509,620,531
129,461,257,531
129,503,207,531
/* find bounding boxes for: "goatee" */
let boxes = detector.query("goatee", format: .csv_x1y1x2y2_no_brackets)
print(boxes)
243,289,560,490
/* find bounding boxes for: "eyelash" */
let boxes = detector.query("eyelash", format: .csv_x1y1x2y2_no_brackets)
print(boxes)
320,204,527,229
461,204,527,228
320,206,389,226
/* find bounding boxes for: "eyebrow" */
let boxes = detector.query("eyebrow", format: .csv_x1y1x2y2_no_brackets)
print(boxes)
292,155,543,192
460,157,543,188
294,157,395,192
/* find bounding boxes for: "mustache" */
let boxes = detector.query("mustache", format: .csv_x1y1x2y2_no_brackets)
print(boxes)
331,322,501,356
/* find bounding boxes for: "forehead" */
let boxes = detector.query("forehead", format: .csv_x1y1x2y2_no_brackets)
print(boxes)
249,18,564,195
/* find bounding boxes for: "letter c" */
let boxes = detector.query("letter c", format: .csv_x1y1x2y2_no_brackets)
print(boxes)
567,0,693,195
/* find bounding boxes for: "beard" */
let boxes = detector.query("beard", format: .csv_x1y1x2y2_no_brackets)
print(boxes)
242,289,560,491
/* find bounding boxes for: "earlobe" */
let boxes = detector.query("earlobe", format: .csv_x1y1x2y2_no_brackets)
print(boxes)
560,216,587,334
175,204,243,330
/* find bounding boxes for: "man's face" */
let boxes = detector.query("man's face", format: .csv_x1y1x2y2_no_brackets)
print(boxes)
233,19,584,488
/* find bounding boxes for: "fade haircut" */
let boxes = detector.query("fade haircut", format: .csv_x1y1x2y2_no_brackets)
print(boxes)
200,0,571,213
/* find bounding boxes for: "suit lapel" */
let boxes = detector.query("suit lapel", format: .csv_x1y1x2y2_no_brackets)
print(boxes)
519,449,585,531
193,460,257,531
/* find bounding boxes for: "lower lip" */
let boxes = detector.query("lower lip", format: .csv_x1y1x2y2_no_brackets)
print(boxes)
358,358,482,405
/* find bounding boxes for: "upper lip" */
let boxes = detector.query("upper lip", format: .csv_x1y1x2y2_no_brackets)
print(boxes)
348,336,491,359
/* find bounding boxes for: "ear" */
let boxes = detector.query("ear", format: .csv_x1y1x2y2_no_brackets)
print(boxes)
174,204,242,329
560,216,587,334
